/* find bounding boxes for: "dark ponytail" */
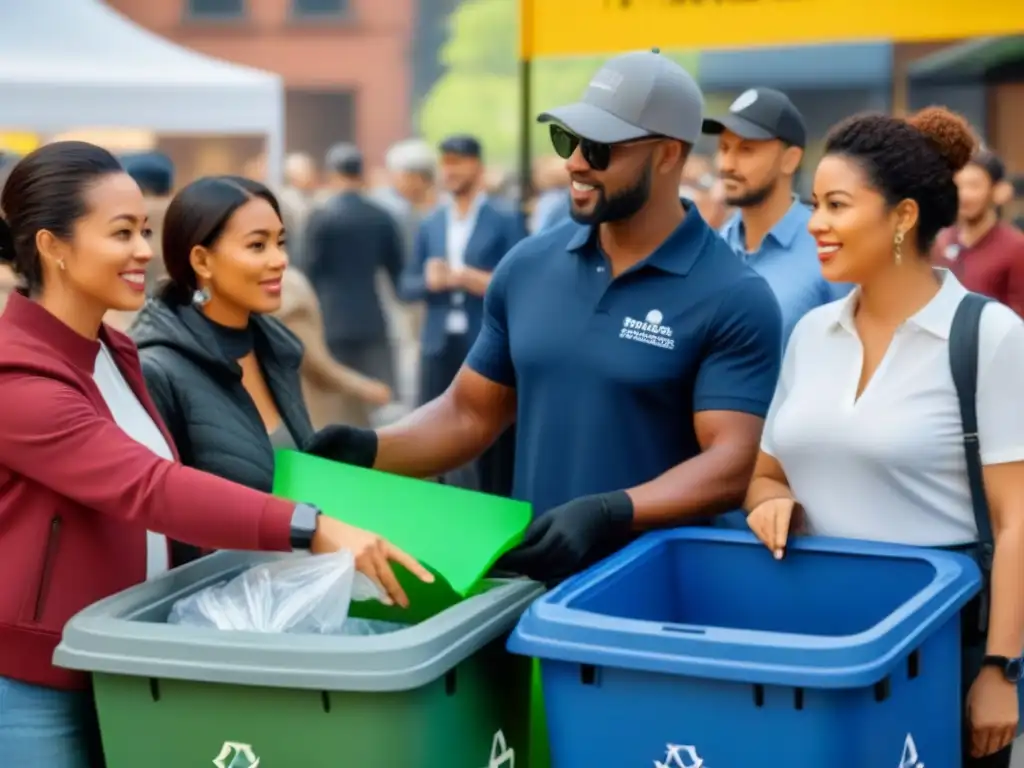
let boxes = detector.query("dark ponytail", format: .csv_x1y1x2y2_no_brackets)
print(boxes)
0,216,15,267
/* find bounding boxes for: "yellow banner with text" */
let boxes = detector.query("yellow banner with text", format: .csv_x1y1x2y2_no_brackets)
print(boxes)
522,0,1024,59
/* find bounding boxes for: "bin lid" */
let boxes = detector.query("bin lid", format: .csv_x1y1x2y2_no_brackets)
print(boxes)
55,551,545,692
508,528,982,688
273,450,532,618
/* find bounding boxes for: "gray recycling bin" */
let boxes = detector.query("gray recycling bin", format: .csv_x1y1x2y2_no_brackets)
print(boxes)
55,551,542,768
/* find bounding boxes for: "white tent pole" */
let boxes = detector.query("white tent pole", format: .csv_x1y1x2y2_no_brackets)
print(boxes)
263,84,285,189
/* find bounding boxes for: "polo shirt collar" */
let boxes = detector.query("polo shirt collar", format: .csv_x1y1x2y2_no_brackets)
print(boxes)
723,196,808,252
828,268,966,339
565,201,709,276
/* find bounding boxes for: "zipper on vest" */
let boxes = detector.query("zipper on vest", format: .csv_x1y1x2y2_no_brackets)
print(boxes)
33,516,62,622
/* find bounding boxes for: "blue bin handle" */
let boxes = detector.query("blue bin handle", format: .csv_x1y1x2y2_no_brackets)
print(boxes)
660,623,708,636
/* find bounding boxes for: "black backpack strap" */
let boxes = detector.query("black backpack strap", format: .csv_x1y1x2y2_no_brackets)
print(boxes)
948,292,993,631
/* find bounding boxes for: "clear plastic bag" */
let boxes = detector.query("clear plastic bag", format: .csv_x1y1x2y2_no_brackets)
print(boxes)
337,618,407,636
168,552,385,634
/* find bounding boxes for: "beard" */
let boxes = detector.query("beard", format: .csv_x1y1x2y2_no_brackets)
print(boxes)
959,201,995,227
446,178,475,197
570,159,652,225
723,176,776,208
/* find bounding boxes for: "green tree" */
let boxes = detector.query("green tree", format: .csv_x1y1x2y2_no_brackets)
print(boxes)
418,0,699,166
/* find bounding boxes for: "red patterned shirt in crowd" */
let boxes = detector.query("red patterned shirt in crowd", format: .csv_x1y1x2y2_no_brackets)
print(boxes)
932,221,1024,317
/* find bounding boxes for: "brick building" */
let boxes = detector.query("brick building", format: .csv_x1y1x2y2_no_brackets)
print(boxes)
105,0,415,176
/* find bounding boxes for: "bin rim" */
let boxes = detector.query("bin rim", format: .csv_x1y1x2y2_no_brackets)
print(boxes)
507,528,982,688
54,551,544,692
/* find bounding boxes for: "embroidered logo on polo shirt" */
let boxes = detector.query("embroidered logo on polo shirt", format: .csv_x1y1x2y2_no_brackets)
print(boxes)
620,309,675,350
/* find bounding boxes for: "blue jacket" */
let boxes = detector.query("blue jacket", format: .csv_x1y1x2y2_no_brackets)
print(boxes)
400,201,526,355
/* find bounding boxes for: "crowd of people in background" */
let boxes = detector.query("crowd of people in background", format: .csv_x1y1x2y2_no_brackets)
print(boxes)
3,116,1023,499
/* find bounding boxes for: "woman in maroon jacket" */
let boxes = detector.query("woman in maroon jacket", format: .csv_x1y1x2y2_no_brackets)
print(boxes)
0,142,432,768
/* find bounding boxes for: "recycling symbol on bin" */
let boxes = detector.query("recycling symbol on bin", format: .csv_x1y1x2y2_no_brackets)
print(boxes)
484,729,514,768
212,742,260,768
656,744,704,768
899,734,924,768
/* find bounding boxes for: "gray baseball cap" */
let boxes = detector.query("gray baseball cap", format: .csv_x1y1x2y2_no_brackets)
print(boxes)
538,49,704,145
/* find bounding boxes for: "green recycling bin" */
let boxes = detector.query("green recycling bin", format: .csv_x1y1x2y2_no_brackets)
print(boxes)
54,551,543,768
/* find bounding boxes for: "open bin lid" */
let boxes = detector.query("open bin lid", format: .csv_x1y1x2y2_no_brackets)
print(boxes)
273,450,532,621
508,529,982,689
55,551,544,692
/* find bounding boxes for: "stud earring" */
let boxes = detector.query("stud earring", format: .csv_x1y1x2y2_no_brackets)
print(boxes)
893,231,905,266
191,286,211,307
57,258,66,271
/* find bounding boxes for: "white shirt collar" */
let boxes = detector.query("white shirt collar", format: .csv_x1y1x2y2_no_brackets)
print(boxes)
827,268,968,340
445,192,488,222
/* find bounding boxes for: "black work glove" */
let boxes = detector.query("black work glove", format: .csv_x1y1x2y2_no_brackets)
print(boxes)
496,491,634,585
302,424,378,468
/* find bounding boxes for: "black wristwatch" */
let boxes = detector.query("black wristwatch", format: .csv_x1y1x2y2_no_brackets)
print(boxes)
289,503,322,551
981,655,1024,683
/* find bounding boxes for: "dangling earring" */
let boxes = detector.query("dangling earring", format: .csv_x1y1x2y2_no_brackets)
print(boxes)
893,231,905,266
191,286,211,307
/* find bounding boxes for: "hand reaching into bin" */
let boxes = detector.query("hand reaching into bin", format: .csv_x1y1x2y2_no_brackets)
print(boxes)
745,497,804,560
312,517,434,607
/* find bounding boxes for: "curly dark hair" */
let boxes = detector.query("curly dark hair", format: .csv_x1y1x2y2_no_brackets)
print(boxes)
823,106,976,253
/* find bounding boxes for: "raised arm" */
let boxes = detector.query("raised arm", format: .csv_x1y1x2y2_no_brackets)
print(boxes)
0,371,294,552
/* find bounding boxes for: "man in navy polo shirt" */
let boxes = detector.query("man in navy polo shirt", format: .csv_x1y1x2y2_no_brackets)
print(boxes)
306,50,782,582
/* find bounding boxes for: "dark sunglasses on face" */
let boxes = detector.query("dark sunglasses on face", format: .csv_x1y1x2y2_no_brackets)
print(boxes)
549,124,662,172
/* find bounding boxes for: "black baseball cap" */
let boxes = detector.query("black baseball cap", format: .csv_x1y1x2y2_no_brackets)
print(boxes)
121,151,174,196
702,88,806,148
439,135,483,159
970,149,1006,183
325,143,363,176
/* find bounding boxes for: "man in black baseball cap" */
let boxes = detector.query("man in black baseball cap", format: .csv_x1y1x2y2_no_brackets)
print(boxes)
703,88,847,355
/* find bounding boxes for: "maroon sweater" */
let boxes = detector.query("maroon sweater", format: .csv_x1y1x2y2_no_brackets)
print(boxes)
933,222,1024,317
0,294,294,689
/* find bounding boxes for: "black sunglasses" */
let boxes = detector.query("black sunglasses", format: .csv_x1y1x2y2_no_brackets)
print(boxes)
549,124,661,171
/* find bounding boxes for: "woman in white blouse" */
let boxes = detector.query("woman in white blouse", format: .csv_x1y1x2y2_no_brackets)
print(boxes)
744,107,1024,767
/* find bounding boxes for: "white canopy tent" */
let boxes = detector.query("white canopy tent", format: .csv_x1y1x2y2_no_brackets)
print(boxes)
0,0,284,185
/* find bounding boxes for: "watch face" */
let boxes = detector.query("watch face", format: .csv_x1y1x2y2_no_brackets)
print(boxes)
1006,658,1024,683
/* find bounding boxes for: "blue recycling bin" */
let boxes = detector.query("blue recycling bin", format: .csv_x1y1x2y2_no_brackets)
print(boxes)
508,528,982,768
